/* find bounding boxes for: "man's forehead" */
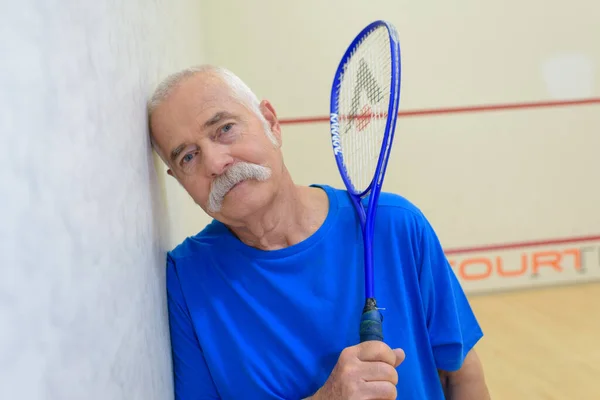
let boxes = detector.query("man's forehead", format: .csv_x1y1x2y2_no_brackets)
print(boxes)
173,76,243,116
154,76,239,123
151,89,247,160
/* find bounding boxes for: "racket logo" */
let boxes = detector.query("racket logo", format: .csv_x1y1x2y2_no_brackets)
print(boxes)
345,58,385,135
330,112,342,155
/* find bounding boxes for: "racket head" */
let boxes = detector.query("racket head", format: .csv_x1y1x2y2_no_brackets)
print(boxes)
329,20,401,199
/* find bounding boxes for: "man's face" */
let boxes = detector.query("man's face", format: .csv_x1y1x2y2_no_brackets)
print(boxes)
150,73,284,224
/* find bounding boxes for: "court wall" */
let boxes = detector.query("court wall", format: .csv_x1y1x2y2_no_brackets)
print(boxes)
163,0,600,293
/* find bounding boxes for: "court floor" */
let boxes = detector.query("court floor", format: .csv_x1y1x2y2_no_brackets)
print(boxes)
468,282,600,399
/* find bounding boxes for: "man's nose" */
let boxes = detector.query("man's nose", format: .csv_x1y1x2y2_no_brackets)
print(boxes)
202,147,233,177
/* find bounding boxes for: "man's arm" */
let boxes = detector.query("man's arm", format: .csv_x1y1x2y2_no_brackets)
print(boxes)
409,209,489,398
438,349,490,399
167,255,221,399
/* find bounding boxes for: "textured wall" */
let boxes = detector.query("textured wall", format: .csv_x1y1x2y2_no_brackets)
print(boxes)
0,1,205,398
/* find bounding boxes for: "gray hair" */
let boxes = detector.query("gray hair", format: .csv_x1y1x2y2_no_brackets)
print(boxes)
148,65,278,147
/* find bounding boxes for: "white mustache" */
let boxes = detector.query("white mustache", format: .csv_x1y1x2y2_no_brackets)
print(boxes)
207,162,272,213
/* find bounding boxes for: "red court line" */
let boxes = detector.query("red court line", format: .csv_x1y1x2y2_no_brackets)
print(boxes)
444,234,600,256
278,97,600,125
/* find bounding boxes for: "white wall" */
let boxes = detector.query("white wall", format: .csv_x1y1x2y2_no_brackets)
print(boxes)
165,0,600,292
0,1,205,398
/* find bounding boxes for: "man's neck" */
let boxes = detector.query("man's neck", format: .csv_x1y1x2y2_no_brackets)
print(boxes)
227,181,329,251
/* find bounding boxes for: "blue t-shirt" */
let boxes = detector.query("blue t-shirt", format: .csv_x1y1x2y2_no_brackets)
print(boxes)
166,184,483,399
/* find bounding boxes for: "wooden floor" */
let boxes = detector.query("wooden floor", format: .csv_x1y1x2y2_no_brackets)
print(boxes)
468,282,600,399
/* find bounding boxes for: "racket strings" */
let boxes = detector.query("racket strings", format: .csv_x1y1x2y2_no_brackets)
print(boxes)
336,26,392,194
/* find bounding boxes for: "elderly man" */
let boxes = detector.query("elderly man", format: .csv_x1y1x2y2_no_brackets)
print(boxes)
148,65,489,400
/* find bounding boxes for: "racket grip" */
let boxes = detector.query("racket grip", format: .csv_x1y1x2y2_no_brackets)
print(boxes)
359,298,384,342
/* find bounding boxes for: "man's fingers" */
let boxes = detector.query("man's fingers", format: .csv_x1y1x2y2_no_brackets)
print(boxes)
360,361,399,385
393,348,405,367
357,341,397,366
361,380,397,400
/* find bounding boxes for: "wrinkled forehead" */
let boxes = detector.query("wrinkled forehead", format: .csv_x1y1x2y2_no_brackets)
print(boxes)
150,74,248,154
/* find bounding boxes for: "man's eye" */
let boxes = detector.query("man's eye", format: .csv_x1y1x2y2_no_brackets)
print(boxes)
221,123,233,133
182,153,195,163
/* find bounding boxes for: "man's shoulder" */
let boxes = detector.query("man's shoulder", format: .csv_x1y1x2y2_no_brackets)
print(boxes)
168,219,228,262
314,184,424,215
376,190,425,217
365,190,430,231
314,183,429,229
372,191,436,246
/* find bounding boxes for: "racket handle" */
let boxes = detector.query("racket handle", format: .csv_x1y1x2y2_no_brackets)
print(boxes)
359,297,384,342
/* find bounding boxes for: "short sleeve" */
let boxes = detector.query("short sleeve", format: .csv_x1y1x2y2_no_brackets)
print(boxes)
416,217,484,372
167,254,221,399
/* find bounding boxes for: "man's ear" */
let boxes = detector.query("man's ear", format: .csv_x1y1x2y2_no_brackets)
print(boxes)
259,100,282,142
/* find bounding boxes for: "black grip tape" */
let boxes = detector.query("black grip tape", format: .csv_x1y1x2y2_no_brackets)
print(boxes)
359,297,383,342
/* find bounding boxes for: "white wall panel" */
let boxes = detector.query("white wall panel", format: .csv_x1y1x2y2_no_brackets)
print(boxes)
0,1,205,398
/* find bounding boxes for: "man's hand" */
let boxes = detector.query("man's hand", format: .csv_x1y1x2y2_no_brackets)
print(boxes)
309,341,405,400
